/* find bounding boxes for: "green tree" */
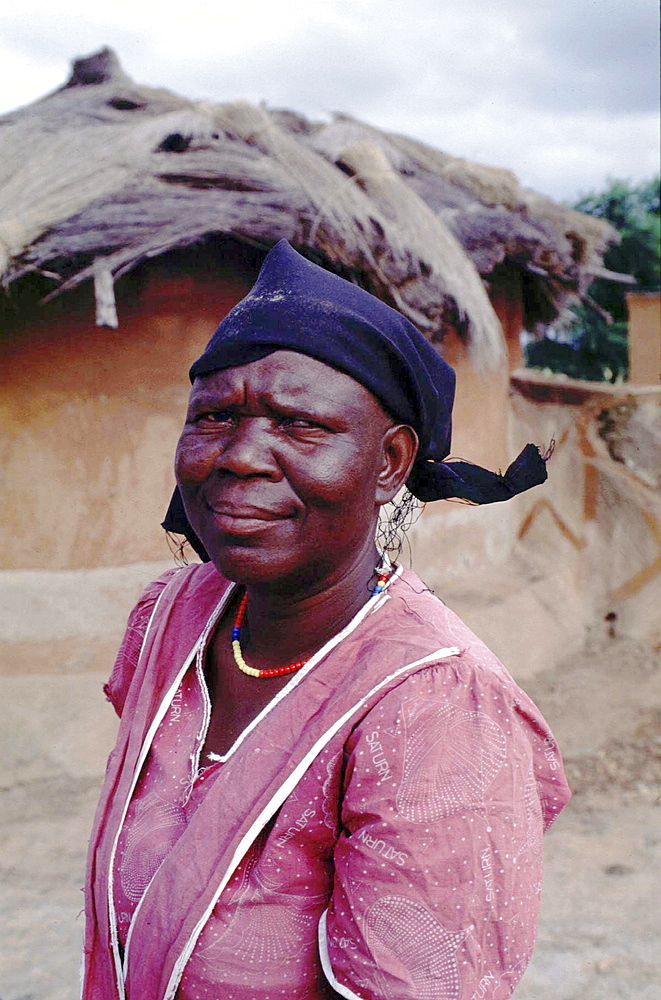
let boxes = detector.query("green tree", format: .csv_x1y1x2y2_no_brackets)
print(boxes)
525,175,660,382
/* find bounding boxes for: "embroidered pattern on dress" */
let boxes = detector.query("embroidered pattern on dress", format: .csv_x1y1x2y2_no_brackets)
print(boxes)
366,894,468,1000
396,699,507,823
512,762,544,865
119,792,187,903
185,848,322,976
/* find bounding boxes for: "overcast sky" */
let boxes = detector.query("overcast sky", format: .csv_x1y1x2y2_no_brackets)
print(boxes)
1,0,658,203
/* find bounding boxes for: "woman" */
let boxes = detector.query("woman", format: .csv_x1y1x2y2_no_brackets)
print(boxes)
83,240,570,1000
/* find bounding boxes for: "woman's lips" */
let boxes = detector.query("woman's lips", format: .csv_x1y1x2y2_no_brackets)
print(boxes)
206,503,292,534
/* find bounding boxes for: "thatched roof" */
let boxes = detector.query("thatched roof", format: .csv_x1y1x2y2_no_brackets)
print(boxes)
0,48,615,367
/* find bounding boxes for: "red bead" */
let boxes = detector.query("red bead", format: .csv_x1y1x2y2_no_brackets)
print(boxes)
233,592,309,678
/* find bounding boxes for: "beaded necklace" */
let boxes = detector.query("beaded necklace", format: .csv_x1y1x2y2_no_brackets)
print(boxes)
231,566,392,679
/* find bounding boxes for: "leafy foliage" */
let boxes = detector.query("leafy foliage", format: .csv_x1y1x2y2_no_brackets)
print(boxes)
525,176,660,382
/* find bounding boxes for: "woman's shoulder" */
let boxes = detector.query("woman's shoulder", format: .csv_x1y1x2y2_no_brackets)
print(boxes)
378,568,559,745
103,562,222,715
388,567,507,677
350,585,571,828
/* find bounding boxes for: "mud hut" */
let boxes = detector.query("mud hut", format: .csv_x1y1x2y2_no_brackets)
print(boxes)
0,47,615,571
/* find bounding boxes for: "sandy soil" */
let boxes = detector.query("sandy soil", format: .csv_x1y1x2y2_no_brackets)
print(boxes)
1,630,659,1000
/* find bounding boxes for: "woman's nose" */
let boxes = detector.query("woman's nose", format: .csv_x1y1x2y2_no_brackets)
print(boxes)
216,418,281,478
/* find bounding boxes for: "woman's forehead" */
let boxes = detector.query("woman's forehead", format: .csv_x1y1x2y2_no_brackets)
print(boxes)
191,349,385,414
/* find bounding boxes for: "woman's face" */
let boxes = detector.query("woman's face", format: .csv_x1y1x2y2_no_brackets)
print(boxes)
175,350,414,592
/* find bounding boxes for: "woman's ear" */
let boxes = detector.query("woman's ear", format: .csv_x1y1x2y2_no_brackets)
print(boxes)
375,424,419,505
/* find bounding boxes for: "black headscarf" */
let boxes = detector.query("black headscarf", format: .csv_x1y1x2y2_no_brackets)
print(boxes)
164,240,550,556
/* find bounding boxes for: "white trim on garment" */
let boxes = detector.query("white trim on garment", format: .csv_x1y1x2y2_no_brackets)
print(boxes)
318,909,365,1000
162,641,461,1000
121,581,236,970
107,573,234,998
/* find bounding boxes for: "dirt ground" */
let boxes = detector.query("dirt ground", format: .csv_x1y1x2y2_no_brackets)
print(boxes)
1,629,659,1000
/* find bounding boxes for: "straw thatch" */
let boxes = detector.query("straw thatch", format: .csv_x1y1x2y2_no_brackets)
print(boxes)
0,48,615,368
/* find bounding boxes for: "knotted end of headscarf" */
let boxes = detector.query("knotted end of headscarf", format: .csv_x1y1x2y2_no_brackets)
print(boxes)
407,442,552,504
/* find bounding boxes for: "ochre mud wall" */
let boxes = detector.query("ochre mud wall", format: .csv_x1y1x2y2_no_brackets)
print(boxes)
1,255,257,569
409,371,661,677
510,372,661,642
627,291,661,386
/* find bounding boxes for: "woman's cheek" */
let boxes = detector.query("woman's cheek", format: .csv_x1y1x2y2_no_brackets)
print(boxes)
299,447,369,497
175,435,218,484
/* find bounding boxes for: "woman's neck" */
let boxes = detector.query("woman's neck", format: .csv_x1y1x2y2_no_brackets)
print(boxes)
237,542,387,670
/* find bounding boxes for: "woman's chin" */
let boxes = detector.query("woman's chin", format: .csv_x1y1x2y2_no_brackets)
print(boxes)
207,543,300,589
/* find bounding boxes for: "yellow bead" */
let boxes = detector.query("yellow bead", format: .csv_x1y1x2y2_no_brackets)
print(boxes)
232,639,261,677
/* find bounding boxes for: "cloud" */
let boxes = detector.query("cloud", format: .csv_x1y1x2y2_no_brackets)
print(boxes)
0,0,657,202
161,23,404,118
512,0,660,115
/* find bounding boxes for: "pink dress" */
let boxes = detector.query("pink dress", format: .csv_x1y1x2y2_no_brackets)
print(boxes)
83,562,570,1000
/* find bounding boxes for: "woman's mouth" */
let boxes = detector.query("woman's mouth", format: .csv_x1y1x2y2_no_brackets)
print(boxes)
206,502,292,534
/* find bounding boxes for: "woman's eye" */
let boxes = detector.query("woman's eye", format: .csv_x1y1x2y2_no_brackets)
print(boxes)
279,415,322,431
195,411,234,425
